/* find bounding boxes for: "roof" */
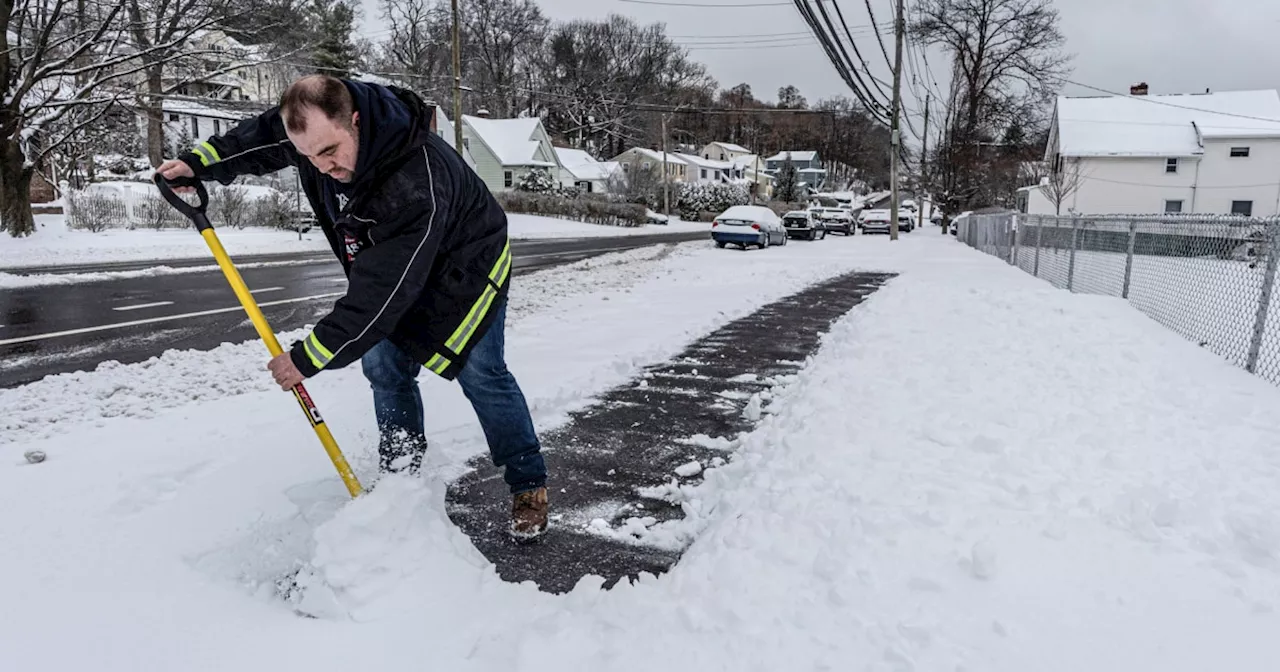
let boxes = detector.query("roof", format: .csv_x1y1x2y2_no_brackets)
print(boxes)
463,115,555,167
767,150,818,162
675,153,733,171
1054,89,1280,158
162,99,249,122
555,147,620,181
617,147,686,164
709,141,750,153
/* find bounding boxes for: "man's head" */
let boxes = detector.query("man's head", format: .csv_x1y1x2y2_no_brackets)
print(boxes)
280,75,359,183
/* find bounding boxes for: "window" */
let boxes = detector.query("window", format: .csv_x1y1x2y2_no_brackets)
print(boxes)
641,161,651,171
213,120,221,135
1232,200,1253,216
1165,158,1178,173
169,113,179,122
190,117,199,138
700,168,707,179
462,138,470,150
1164,200,1183,213
503,171,513,188
1230,147,1250,157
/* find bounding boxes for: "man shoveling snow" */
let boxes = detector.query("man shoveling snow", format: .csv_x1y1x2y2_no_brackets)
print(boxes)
156,74,549,539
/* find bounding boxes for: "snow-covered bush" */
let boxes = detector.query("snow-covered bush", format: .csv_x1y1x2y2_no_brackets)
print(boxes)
515,168,558,193
496,191,647,227
133,194,187,230
677,182,748,218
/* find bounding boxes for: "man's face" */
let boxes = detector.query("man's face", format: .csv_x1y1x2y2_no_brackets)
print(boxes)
287,107,360,183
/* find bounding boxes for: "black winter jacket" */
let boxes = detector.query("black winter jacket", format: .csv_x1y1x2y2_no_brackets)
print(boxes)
179,81,511,380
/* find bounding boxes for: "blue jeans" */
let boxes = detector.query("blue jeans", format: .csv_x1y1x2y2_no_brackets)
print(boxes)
360,299,547,494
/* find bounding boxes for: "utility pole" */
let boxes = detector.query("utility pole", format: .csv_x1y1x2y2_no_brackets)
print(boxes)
451,0,464,155
888,0,905,241
917,93,930,230
661,114,671,217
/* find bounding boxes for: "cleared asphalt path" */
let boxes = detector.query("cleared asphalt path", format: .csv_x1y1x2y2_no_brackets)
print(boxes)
0,231,706,387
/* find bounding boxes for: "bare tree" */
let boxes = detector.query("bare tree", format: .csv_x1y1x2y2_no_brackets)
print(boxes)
912,0,1071,213
124,0,231,167
1040,157,1087,215
376,0,452,103
464,0,548,118
1,0,203,236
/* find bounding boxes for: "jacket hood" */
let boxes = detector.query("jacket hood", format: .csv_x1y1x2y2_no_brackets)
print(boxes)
344,79,417,187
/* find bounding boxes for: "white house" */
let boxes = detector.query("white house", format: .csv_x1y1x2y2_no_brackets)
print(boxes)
700,141,753,163
612,147,689,182
161,99,252,156
554,147,620,193
461,115,564,192
674,153,734,183
1035,86,1280,216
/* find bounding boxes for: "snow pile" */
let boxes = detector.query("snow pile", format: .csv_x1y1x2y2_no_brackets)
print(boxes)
4,234,1280,670
0,213,707,270
0,259,321,288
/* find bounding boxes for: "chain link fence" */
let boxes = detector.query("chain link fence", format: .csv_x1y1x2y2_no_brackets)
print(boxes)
956,211,1280,386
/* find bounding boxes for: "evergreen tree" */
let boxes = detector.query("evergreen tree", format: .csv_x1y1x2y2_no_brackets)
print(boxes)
775,154,801,203
310,0,359,78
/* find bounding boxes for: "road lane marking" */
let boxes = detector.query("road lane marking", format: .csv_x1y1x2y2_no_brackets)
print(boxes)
0,293,346,347
113,301,175,311
249,286,285,294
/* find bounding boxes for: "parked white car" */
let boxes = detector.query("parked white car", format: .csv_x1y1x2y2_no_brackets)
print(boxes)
781,210,826,241
808,207,855,235
711,205,788,249
858,207,915,233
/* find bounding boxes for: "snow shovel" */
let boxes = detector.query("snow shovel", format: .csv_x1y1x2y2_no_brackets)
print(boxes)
153,173,364,499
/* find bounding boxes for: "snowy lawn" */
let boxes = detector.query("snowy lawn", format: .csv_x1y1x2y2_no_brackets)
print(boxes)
3,233,1279,670
0,213,709,270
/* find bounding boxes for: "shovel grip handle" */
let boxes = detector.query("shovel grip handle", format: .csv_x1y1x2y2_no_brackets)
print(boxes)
153,172,212,231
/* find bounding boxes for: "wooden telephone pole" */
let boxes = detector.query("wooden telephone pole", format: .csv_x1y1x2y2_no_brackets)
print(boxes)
888,0,905,241
661,114,671,216
917,93,930,230
451,0,464,155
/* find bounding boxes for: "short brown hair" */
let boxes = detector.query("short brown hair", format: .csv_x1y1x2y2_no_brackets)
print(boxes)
280,74,354,133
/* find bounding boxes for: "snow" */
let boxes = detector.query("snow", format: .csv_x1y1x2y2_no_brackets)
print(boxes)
505,213,708,238
462,115,552,167
766,150,818,162
0,259,321,288
716,205,778,223
5,234,1280,670
0,214,708,270
1055,89,1280,157
554,147,620,182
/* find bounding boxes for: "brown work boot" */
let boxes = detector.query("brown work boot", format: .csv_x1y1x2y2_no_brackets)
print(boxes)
510,486,549,541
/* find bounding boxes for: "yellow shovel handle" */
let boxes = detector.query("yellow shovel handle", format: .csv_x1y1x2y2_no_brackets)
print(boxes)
201,229,364,498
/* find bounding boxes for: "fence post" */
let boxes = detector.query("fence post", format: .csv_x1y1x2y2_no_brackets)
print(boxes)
1067,215,1080,291
1033,217,1043,278
1010,215,1020,266
1122,220,1138,299
1246,223,1280,374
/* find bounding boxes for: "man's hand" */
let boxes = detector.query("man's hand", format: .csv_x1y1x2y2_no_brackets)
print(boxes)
268,353,306,391
155,159,196,194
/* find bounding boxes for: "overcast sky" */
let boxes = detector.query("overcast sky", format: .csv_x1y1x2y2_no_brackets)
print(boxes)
355,0,1280,144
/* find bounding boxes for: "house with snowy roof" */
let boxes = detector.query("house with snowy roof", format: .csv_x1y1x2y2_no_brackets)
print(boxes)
461,114,564,192
554,147,621,194
1032,85,1280,216
612,147,690,182
674,153,735,184
764,150,827,192
700,141,754,163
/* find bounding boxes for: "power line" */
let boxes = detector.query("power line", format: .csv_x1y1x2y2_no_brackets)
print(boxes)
792,0,892,122
1064,79,1280,124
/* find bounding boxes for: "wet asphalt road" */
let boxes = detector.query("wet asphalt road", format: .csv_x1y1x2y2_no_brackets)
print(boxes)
0,232,707,388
